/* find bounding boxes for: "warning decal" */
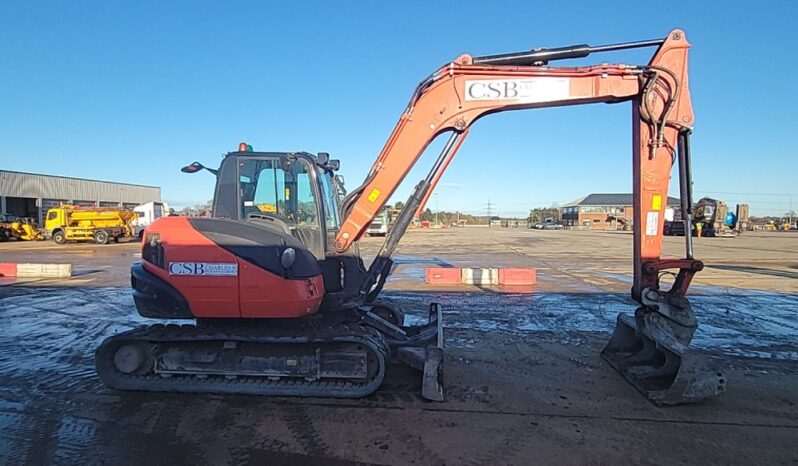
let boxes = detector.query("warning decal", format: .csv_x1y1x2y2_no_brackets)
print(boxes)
651,194,662,211
646,212,660,236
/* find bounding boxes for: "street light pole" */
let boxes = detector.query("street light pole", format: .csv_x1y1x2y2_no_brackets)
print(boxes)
435,193,439,225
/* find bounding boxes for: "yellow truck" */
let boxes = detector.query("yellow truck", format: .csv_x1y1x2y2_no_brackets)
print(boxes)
44,205,136,244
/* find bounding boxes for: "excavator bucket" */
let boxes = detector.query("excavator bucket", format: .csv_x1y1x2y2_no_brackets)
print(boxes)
602,313,726,406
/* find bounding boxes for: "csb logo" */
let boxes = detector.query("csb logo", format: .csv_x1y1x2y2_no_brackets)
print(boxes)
168,262,238,276
465,80,521,100
464,78,570,102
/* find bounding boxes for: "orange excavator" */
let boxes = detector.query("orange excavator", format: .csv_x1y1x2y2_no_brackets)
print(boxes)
96,29,724,406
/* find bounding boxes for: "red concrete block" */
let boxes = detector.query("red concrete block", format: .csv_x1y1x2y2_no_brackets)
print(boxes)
0,263,17,277
425,267,461,285
498,268,536,286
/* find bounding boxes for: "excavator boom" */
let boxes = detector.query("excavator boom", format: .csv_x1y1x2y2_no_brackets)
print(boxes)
337,29,725,405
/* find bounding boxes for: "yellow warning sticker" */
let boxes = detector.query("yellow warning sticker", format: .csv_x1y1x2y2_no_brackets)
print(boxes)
367,189,381,202
651,194,662,211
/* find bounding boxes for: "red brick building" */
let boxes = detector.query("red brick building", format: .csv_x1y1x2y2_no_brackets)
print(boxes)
561,193,679,230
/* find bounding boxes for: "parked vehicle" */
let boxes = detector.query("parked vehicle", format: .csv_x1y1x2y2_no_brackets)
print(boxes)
532,217,563,230
133,202,169,239
0,214,42,241
44,204,136,244
366,209,390,236
664,199,750,237
0,213,16,241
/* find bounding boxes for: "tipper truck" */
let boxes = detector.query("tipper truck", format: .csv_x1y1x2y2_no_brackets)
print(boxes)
45,204,136,244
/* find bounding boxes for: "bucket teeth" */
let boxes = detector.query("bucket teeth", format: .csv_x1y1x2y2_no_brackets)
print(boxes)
602,312,726,406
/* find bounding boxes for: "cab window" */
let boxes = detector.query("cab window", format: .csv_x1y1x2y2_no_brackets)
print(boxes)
246,162,285,217
319,172,340,230
240,160,318,226
295,171,317,225
238,157,324,258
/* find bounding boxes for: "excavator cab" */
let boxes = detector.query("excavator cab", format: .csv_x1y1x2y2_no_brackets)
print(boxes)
208,150,340,260
181,149,377,305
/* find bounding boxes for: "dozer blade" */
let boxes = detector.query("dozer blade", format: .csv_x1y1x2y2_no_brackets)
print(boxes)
422,303,445,401
602,313,726,406
394,303,444,401
421,346,444,401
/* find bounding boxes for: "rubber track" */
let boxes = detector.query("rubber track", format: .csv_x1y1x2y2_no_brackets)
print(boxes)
95,323,389,398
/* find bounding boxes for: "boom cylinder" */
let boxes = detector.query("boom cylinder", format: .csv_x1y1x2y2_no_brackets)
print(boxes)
473,38,665,66
678,130,695,259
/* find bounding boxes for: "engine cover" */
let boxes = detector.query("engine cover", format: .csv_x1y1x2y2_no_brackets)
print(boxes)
136,216,324,319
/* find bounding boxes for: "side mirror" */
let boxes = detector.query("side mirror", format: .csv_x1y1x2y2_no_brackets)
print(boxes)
181,162,204,173
181,162,218,176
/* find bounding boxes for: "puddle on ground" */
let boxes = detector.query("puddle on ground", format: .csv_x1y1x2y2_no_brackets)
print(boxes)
382,290,798,361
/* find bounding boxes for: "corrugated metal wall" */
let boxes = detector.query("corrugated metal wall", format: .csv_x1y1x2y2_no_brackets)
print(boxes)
0,170,160,204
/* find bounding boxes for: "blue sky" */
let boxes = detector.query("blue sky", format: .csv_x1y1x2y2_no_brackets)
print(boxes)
1,1,795,217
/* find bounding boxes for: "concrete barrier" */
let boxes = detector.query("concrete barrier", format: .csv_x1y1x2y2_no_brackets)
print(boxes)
0,263,16,277
498,268,537,286
461,268,499,285
425,267,461,285
0,263,72,278
424,267,536,287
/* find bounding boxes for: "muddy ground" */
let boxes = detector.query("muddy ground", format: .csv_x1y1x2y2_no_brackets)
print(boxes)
0,228,796,465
